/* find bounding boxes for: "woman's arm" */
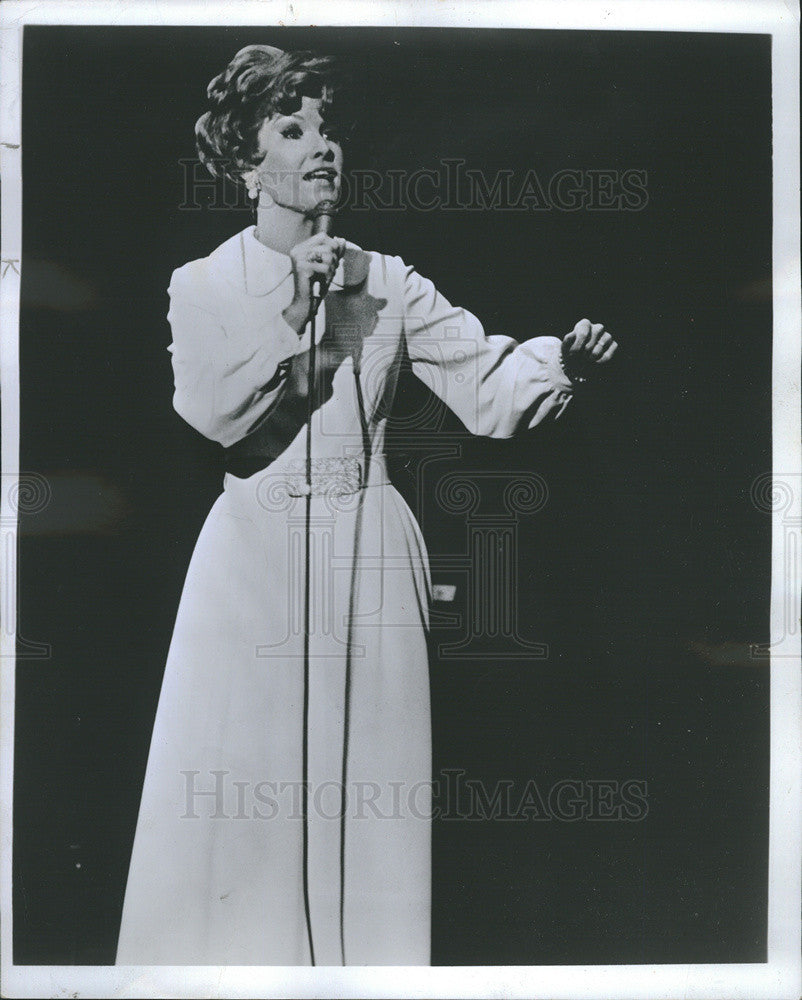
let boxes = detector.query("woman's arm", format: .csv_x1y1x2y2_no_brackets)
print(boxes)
400,259,576,438
167,264,301,447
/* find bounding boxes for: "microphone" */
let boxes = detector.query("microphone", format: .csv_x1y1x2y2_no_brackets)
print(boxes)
309,199,337,301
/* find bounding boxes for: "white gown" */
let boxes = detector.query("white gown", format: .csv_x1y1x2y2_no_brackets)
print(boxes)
115,225,575,966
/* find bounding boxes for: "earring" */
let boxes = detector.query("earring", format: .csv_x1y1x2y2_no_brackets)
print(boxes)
248,184,260,221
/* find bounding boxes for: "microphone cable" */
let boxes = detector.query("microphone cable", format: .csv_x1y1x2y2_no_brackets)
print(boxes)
301,201,338,967
301,286,318,967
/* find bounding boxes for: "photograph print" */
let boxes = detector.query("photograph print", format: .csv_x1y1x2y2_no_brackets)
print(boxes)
1,3,800,998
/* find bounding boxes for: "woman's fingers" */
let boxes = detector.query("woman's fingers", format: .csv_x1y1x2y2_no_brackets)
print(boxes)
568,318,591,351
591,331,613,356
568,318,605,351
588,322,605,349
287,235,345,312
305,233,346,257
303,236,344,275
294,247,338,275
597,340,619,363
308,251,337,268
568,319,615,357
563,320,619,371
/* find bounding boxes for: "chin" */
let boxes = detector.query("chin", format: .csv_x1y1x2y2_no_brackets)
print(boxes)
308,185,340,205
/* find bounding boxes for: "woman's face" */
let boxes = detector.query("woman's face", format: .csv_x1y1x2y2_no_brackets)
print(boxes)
250,95,344,214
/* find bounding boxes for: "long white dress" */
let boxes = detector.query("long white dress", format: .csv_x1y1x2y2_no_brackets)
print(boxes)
116,225,575,966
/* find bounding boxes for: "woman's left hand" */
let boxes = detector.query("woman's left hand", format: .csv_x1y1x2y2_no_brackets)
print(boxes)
561,319,619,378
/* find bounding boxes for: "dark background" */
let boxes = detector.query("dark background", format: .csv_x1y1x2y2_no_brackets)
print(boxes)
16,26,772,965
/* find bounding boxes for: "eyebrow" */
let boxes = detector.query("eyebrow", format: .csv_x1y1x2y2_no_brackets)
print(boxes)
274,113,310,126
277,113,334,129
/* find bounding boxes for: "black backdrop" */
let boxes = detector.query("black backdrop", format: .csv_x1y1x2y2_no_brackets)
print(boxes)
15,26,771,965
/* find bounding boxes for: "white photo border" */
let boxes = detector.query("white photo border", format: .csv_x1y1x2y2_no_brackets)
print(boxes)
1,1,799,997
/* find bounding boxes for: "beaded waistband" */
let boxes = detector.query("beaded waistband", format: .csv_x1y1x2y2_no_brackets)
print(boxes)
284,456,363,498
226,454,388,498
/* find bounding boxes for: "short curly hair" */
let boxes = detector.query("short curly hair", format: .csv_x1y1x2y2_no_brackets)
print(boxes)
195,44,345,185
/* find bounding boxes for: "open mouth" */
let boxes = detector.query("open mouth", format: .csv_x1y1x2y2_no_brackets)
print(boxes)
303,168,338,182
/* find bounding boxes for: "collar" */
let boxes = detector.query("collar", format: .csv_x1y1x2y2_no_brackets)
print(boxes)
218,225,369,297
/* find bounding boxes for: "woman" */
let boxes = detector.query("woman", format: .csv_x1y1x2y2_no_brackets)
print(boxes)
116,44,618,967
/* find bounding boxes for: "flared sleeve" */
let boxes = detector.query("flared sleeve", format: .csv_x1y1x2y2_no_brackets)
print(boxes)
399,258,575,438
166,263,301,447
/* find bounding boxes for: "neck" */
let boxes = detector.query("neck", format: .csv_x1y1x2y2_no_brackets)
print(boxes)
253,200,313,256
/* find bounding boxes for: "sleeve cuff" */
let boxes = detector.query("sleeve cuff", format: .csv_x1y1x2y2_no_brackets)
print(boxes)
541,336,576,394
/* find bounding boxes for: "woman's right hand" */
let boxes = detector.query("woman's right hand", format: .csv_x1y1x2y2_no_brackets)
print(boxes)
282,233,346,333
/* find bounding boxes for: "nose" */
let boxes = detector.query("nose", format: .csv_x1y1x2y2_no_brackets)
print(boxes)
311,130,336,160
